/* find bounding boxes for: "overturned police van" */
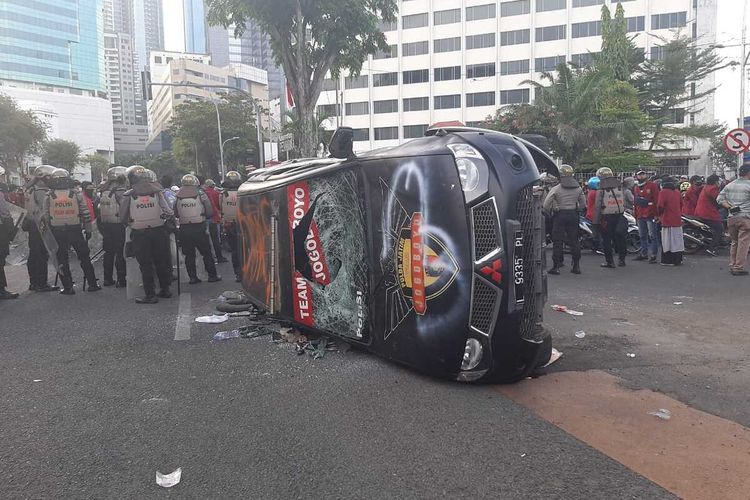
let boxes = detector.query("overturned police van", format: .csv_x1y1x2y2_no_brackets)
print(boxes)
237,126,558,383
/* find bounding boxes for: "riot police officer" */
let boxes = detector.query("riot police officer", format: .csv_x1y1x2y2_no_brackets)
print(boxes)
592,167,633,268
0,166,18,299
220,170,242,282
175,174,221,284
543,165,586,275
45,168,100,294
119,166,174,304
23,165,58,292
98,166,128,287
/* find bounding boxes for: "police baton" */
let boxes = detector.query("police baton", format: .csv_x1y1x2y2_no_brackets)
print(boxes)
175,235,181,296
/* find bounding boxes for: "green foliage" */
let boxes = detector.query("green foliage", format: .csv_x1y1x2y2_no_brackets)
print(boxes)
168,93,257,180
0,94,47,174
598,3,635,81
634,34,725,149
708,134,740,171
41,139,81,171
581,150,659,173
114,151,187,180
83,154,111,182
282,108,333,159
206,0,397,156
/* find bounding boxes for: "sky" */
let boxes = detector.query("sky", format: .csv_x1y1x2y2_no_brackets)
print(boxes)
166,1,745,129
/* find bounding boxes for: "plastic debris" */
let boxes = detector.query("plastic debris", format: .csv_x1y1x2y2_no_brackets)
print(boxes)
295,337,338,359
542,348,563,367
155,468,182,488
648,409,672,421
195,314,229,324
33,379,42,382
551,304,584,316
673,302,683,305
626,353,636,358
574,331,586,339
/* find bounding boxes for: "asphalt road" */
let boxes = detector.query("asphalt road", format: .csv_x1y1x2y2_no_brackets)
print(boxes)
0,251,747,498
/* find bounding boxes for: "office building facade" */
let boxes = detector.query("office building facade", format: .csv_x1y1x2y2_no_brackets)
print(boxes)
163,0,207,54
318,0,717,172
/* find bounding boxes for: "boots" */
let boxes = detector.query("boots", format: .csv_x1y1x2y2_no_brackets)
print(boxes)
571,262,581,274
548,265,561,275
618,257,626,267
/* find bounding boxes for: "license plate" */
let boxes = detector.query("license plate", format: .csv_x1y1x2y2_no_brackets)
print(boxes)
513,230,525,305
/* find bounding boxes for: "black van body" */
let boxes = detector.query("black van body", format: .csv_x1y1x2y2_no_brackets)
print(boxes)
237,127,556,382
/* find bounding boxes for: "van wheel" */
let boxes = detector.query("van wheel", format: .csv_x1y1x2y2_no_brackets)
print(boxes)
534,334,553,368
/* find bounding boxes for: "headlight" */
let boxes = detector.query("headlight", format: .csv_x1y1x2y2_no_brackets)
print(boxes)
461,338,483,371
448,143,483,192
455,158,480,192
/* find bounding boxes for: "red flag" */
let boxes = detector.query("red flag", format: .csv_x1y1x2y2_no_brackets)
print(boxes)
286,80,295,109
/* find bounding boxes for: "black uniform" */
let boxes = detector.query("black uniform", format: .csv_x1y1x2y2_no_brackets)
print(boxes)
120,183,174,298
23,183,53,290
174,186,218,282
97,185,127,285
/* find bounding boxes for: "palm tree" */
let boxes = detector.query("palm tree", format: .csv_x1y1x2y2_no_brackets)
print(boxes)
282,109,334,159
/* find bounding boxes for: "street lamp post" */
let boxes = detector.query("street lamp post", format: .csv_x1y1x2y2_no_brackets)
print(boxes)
221,136,240,174
740,0,749,170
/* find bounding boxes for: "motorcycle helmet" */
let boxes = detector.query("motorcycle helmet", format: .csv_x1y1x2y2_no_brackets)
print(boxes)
34,165,57,179
142,169,158,183
107,166,128,182
596,167,614,179
222,170,242,188
126,165,147,185
587,176,600,190
559,164,574,177
204,179,216,188
181,174,199,186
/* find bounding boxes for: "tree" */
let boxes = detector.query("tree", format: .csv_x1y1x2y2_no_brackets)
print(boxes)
0,94,47,175
634,34,725,150
282,108,333,158
597,3,642,82
114,151,186,180
169,93,258,180
41,139,81,171
82,154,111,182
708,134,738,173
206,0,397,157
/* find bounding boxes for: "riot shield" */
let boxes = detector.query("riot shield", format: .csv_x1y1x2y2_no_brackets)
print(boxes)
125,227,140,300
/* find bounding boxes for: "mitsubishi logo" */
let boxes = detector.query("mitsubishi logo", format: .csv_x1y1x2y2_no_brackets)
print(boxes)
480,259,502,285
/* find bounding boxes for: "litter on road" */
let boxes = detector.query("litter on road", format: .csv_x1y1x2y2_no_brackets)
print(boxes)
574,331,586,339
32,379,42,382
626,353,636,358
195,314,229,324
212,325,275,341
648,409,672,420
673,302,683,306
543,348,563,367
551,305,584,316
155,468,182,488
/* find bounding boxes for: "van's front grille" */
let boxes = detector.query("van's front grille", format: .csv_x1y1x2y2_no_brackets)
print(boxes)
516,185,544,342
470,277,499,335
471,199,500,260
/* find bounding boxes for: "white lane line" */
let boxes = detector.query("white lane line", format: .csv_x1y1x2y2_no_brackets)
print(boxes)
174,292,192,341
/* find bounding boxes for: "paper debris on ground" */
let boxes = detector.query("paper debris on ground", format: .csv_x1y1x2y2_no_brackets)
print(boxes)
626,353,636,358
673,302,683,305
195,314,229,324
551,305,584,316
648,409,672,420
574,331,586,339
156,468,182,488
543,348,563,367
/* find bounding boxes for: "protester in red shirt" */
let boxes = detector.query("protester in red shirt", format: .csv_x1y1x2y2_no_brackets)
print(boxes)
657,177,684,266
682,176,704,216
633,170,660,262
202,179,227,263
694,174,724,255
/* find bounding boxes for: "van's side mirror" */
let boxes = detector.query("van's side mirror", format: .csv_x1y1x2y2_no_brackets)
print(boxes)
328,127,355,159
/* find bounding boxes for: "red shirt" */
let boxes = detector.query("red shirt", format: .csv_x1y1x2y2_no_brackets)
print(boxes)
83,192,96,223
204,187,222,223
634,181,659,219
694,184,721,221
586,189,597,221
657,188,682,227
682,185,702,216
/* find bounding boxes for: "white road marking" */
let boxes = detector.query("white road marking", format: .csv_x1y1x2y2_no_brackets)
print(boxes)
174,292,192,341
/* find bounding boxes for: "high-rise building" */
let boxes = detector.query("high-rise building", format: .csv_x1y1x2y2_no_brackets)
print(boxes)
318,0,717,174
0,0,114,165
208,21,284,100
163,0,207,54
133,0,165,71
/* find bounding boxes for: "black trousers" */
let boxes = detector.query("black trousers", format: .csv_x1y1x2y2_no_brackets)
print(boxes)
52,227,97,290
179,224,217,279
225,223,240,276
0,254,7,289
209,222,224,260
601,213,627,263
552,210,581,266
700,218,724,251
26,228,50,287
100,223,126,282
131,226,172,296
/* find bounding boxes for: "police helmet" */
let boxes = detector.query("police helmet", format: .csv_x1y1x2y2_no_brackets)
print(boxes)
50,168,69,180
679,181,691,192
204,179,216,188
0,165,5,177
142,169,157,183
559,164,574,177
107,166,128,182
126,165,147,185
225,171,241,183
587,176,600,190
34,165,57,179
181,174,199,186
596,167,614,179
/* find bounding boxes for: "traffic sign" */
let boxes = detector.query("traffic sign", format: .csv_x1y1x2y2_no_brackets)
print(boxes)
723,128,750,154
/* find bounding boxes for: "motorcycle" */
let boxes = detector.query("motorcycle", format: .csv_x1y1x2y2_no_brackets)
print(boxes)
681,215,728,255
547,215,639,254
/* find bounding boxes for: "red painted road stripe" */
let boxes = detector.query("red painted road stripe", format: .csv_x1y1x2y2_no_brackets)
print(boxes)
497,370,750,500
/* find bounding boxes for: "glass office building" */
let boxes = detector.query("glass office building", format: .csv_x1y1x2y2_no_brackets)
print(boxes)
0,0,106,94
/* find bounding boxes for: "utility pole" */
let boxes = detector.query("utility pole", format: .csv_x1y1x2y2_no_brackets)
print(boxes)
213,101,225,179
740,0,749,170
